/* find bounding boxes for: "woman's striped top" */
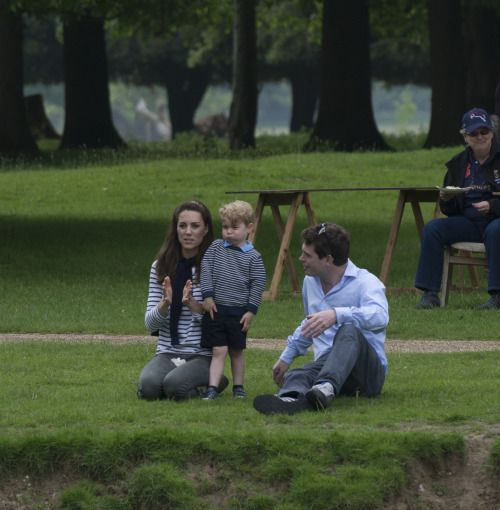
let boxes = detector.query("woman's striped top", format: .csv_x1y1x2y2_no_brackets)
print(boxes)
144,260,211,356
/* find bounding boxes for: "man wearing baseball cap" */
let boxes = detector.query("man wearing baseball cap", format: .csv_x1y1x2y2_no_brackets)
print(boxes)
415,107,500,309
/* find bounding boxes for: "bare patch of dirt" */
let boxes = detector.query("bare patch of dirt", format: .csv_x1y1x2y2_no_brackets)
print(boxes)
385,432,500,510
0,474,75,510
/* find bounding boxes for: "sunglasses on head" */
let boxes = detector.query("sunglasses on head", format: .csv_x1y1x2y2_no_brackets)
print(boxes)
317,223,328,235
467,128,491,137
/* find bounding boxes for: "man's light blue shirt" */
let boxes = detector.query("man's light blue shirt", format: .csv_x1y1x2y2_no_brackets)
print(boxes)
279,260,389,371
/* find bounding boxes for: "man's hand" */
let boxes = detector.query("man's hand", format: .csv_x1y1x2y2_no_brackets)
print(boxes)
300,309,337,338
272,359,289,387
240,311,254,332
202,297,217,319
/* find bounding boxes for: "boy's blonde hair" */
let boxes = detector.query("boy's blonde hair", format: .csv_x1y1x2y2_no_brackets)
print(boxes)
219,200,255,225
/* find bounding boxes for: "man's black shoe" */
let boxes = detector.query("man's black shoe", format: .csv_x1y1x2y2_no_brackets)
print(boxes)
477,294,500,310
416,291,440,309
253,394,312,415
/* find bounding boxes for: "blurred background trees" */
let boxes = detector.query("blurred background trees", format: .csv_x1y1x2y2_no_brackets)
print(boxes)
2,0,500,157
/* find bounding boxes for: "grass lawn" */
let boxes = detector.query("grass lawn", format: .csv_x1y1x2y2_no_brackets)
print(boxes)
1,341,499,509
1,142,499,508
1,147,500,339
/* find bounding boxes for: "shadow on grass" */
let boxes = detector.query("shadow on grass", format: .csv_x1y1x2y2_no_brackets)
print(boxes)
0,215,164,281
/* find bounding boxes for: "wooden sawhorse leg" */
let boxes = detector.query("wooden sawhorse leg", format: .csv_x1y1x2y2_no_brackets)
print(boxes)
251,191,317,300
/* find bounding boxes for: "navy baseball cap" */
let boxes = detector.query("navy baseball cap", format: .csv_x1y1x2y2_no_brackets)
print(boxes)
461,107,493,134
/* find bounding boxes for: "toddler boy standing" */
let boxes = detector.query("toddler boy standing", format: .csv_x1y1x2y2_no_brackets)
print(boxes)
201,200,266,399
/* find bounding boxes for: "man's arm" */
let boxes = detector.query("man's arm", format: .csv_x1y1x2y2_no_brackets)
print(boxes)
277,320,313,364
300,309,337,338
334,283,389,332
301,275,388,338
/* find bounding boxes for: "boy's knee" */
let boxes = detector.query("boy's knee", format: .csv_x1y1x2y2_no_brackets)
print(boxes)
213,346,228,357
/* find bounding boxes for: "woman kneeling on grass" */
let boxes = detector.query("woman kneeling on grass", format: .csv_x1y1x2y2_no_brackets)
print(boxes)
138,200,228,400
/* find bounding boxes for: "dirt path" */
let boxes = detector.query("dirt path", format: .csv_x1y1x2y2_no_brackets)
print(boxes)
2,333,500,353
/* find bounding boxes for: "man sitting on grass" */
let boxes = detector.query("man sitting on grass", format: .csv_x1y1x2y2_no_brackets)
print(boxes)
253,223,389,415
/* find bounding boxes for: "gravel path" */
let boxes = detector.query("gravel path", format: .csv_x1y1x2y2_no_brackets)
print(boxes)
1,333,500,353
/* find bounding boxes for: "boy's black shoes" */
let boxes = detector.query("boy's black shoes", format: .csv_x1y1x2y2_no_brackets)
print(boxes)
202,386,219,400
232,385,247,398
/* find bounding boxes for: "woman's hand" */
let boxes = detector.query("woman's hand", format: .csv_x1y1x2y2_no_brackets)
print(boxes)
157,276,172,316
182,280,204,313
182,279,193,304
472,201,490,215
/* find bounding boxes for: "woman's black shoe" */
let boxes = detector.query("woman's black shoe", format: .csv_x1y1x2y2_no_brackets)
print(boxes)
416,292,440,309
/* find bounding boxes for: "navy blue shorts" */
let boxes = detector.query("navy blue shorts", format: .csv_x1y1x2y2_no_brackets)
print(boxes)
201,312,247,350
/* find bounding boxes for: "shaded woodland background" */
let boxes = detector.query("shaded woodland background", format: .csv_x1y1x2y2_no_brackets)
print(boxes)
1,0,500,156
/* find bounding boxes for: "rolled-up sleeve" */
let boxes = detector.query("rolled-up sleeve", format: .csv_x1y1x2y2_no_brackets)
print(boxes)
279,319,312,364
335,284,389,332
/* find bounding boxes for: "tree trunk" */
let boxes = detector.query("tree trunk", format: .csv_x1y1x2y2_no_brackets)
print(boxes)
228,0,258,150
165,63,211,138
0,1,38,156
307,0,388,151
25,94,60,139
424,0,466,148
60,15,124,149
289,65,318,132
463,3,500,112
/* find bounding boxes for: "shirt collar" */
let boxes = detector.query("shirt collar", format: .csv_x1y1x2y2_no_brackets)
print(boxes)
223,239,254,252
312,259,355,295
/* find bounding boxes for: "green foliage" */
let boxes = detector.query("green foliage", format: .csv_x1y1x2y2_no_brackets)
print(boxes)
370,0,429,85
288,463,405,509
490,439,500,475
59,480,106,510
382,130,427,151
127,462,199,509
258,0,321,67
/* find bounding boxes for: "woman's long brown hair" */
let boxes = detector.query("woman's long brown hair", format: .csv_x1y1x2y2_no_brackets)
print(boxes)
155,201,214,283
